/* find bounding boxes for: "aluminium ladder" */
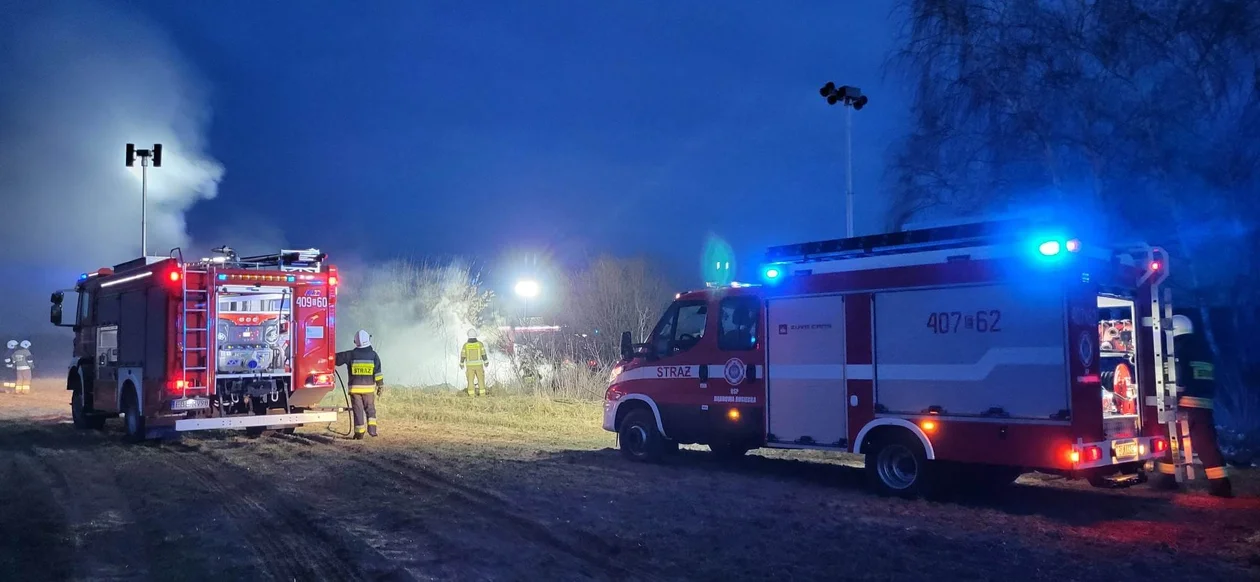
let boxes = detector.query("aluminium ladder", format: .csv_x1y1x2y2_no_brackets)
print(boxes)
1138,246,1195,482
178,265,213,400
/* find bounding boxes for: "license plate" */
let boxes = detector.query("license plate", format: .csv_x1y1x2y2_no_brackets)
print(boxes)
171,397,209,411
1113,440,1139,460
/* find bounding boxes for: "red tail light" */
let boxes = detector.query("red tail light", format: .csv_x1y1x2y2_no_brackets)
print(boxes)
306,373,333,387
167,378,187,394
168,270,182,283
1084,445,1103,462
1152,438,1167,453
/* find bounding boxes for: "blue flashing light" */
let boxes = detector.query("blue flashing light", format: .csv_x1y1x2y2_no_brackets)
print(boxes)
217,274,227,281
78,273,88,281
286,275,296,283
760,263,786,284
1038,240,1062,256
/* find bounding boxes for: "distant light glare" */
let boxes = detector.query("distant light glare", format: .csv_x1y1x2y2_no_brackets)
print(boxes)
514,279,540,298
1065,239,1081,253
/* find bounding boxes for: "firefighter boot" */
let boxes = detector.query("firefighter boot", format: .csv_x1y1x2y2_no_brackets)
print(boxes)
353,426,366,440
1206,466,1234,498
1150,461,1180,491
367,419,378,437
1209,478,1233,498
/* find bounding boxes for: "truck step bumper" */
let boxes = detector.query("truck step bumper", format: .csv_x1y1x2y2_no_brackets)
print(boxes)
174,411,338,432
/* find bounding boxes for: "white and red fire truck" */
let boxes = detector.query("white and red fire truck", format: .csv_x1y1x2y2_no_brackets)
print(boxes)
50,248,340,441
603,220,1183,497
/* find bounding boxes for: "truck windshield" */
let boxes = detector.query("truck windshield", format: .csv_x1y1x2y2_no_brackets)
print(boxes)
650,300,707,356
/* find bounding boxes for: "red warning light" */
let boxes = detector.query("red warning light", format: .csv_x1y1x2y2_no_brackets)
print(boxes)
168,270,182,283
1149,261,1161,271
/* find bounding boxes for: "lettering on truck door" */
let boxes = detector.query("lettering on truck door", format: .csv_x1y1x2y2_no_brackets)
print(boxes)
643,300,713,443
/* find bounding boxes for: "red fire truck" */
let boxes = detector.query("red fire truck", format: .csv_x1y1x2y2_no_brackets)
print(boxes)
50,248,340,441
603,220,1183,497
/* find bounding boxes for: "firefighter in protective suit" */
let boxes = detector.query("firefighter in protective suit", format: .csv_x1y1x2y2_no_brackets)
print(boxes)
2,340,16,393
11,340,33,395
460,329,488,396
1151,313,1233,498
336,330,384,439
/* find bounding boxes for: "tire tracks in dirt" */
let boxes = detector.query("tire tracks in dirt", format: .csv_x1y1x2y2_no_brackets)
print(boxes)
159,439,416,582
274,432,662,582
26,443,153,581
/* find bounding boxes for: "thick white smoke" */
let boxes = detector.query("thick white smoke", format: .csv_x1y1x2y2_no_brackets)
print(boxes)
336,260,519,388
0,2,223,332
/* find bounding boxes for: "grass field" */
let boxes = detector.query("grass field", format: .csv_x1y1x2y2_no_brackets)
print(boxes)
2,380,1258,581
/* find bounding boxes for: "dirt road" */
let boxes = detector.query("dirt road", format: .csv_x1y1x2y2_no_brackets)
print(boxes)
2,381,1258,581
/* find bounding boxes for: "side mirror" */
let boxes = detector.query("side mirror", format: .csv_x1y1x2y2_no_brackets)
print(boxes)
620,331,632,360
51,291,64,305
51,303,63,326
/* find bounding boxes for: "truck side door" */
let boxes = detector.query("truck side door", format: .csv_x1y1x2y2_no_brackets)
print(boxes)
711,295,765,442
644,299,715,443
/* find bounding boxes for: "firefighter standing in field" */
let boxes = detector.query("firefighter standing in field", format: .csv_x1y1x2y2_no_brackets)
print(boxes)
11,340,34,395
1151,313,1233,498
2,339,16,393
460,328,488,396
336,330,384,439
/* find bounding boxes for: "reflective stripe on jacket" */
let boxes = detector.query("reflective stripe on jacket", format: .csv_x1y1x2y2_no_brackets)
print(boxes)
336,347,383,394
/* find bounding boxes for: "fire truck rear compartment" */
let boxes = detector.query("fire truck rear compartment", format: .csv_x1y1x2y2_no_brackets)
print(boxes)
1097,295,1140,440
214,288,294,413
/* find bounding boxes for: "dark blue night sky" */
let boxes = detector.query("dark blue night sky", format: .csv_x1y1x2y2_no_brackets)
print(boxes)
142,1,908,286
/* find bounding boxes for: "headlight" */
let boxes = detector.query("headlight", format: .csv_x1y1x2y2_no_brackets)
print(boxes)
608,365,623,383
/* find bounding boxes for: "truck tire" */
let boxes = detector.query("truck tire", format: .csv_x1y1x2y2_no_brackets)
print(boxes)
865,432,932,498
619,409,665,463
70,382,106,431
122,388,146,443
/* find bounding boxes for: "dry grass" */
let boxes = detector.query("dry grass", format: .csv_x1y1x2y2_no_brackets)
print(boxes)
319,386,611,449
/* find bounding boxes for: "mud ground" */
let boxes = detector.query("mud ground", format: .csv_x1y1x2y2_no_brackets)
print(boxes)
1,380,1258,581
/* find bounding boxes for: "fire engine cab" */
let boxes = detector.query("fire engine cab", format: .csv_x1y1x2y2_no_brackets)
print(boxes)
604,219,1182,497
50,247,340,441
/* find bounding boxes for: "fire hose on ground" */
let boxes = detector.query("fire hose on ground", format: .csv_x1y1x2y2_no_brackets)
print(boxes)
325,369,354,438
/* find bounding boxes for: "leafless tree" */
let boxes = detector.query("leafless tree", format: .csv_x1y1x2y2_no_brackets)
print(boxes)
888,0,1260,430
557,255,675,366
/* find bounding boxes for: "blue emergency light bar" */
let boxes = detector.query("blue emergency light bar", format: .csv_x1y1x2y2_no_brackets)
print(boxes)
764,218,1092,264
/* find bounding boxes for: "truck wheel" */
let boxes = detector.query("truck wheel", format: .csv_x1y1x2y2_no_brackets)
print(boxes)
122,390,146,443
709,440,750,461
71,384,105,431
865,433,931,498
619,409,665,463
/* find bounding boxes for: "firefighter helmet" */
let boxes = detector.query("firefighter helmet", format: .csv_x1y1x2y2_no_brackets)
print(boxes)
354,330,371,348
18,340,30,349
467,328,478,339
5,340,15,349
1171,315,1194,337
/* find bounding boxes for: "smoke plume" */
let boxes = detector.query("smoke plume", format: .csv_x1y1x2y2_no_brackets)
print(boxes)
0,1,223,332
